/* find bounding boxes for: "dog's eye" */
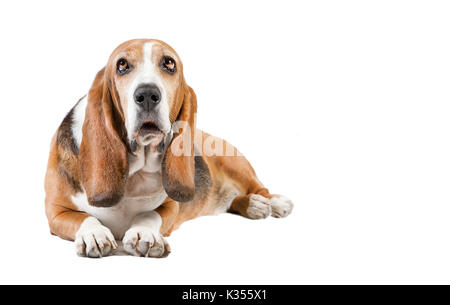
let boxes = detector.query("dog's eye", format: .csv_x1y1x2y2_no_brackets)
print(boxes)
117,58,130,75
162,56,176,73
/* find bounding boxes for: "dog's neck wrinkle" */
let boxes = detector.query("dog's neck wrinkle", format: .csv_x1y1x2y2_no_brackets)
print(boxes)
143,145,163,173
128,144,163,176
125,145,164,198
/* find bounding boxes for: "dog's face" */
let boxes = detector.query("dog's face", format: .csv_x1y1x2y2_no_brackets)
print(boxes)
106,39,185,148
80,39,197,207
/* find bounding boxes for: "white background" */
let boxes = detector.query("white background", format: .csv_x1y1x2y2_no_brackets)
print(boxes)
0,0,449,284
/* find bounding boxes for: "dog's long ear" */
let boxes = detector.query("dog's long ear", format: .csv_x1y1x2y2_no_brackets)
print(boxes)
79,68,128,207
162,85,197,202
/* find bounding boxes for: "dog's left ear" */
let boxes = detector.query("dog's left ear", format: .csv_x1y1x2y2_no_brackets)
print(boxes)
162,85,197,202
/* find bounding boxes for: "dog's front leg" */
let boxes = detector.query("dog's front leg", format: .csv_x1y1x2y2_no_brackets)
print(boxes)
47,206,117,258
122,200,178,257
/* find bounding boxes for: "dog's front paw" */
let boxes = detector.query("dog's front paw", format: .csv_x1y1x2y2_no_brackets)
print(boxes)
270,195,294,218
122,227,170,258
75,217,117,258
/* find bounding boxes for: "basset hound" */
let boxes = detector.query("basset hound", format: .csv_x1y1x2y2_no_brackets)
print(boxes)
45,39,293,258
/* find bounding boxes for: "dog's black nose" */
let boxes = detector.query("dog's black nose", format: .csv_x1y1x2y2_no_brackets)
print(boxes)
134,84,161,110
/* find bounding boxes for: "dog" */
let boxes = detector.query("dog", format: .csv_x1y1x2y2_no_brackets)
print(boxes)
44,39,293,258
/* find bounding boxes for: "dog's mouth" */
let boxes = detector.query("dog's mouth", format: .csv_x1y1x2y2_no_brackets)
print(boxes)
135,120,164,147
139,121,162,135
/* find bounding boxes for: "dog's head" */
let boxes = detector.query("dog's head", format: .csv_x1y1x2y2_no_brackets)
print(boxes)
79,39,197,207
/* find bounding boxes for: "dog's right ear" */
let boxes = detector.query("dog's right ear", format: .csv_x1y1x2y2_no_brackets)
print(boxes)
78,68,128,207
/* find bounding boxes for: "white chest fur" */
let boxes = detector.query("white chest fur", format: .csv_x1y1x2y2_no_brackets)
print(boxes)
71,144,167,240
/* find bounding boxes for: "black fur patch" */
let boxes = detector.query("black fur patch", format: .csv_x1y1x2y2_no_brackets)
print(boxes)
58,162,82,193
57,97,85,155
193,154,212,201
130,139,138,153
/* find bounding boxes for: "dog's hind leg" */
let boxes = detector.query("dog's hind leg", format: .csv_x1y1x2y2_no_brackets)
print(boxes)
208,153,293,220
229,189,294,219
